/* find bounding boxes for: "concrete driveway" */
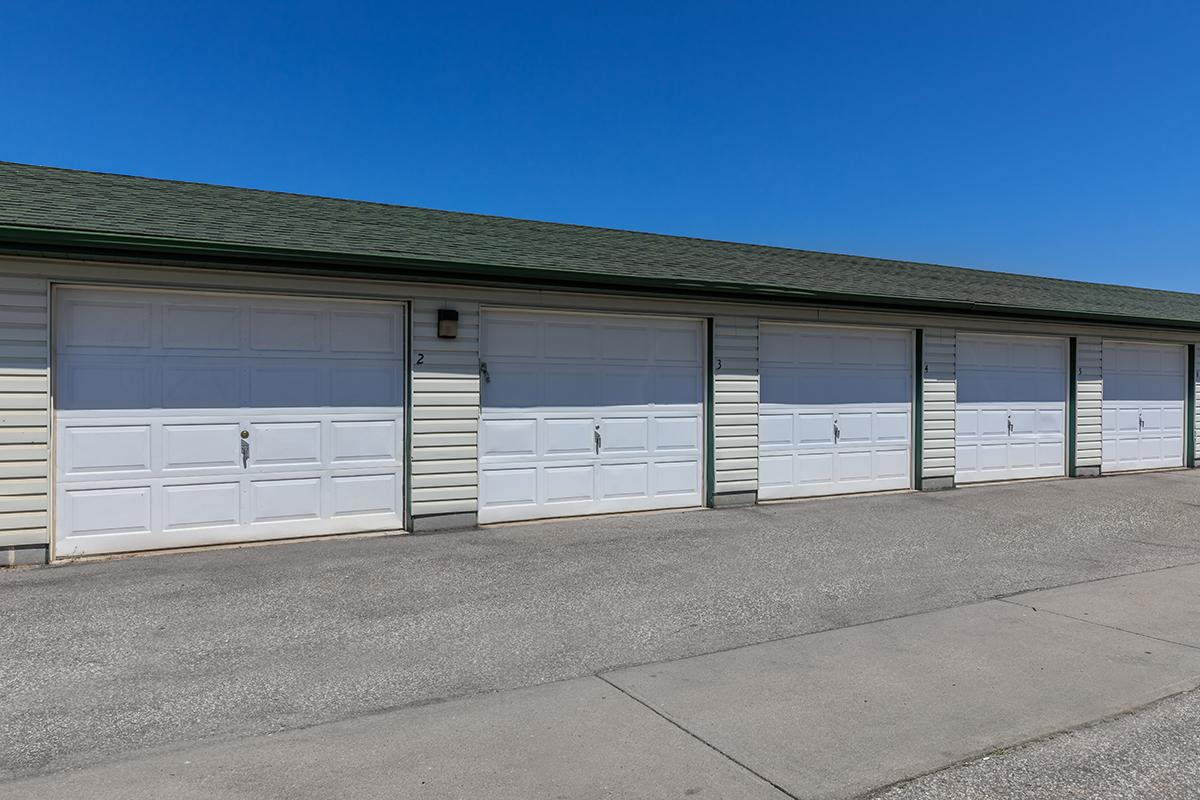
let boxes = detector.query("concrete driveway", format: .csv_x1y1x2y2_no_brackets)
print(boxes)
4,471,1200,784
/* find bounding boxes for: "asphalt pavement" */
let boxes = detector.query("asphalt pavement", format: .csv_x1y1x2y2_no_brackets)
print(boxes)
4,470,1200,796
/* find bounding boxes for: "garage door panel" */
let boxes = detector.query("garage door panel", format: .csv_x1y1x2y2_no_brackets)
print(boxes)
164,482,240,530
1037,410,1064,435
655,416,700,452
247,422,321,467
59,360,152,410
600,417,648,454
598,325,650,360
163,423,240,470
655,460,699,496
330,420,399,464
796,452,834,485
330,310,398,355
759,453,793,488
331,366,400,406
976,443,1008,473
1010,409,1037,436
481,467,537,508
655,369,702,406
62,425,152,475
63,299,152,349
544,368,598,406
874,412,910,442
875,448,910,480
655,327,702,363
598,462,649,500
479,310,703,522
797,414,835,446
486,367,541,408
835,450,873,481
331,473,398,517
163,365,240,408
250,308,322,352
1037,441,1065,467
544,465,594,505
249,477,322,523
164,305,241,350
487,319,540,357
544,418,593,456
249,366,325,408
63,486,152,537
759,414,792,447
54,288,406,555
544,322,596,360
600,371,651,405
1008,442,1037,469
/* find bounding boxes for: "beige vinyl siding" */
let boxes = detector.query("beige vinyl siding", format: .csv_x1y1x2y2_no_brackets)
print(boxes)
712,316,759,495
410,299,481,519
1075,336,1103,470
0,275,50,546
921,328,956,481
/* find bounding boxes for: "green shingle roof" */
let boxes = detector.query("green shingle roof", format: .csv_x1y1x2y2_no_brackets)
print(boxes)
1,161,1197,327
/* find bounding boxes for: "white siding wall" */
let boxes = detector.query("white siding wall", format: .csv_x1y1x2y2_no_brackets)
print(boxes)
0,276,50,546
921,328,957,481
410,299,481,519
712,316,759,496
1075,336,1103,470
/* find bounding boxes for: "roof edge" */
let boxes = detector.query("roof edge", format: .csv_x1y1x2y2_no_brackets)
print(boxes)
0,223,1196,332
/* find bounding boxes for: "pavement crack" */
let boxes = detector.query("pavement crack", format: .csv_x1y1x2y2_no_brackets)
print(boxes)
595,674,801,800
998,598,1200,653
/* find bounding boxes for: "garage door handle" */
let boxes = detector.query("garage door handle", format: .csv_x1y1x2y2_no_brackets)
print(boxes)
594,426,601,454
833,422,840,442
1007,416,1013,435
241,439,250,469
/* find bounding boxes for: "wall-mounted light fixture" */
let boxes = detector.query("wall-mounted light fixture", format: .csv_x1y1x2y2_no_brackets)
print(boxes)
437,308,459,339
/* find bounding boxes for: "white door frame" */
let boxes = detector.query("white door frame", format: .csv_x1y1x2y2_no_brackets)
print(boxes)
48,282,413,559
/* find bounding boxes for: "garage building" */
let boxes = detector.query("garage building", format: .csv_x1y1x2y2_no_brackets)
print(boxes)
1,162,1198,564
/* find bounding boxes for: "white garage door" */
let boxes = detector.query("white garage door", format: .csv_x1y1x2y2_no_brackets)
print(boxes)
1103,341,1186,472
758,324,912,499
54,287,406,557
955,334,1067,484
478,310,704,523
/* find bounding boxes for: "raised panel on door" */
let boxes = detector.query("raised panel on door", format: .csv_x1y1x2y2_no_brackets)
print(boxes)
758,324,912,500
478,309,703,523
53,287,406,556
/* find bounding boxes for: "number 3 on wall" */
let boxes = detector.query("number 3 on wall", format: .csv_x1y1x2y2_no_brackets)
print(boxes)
715,358,722,371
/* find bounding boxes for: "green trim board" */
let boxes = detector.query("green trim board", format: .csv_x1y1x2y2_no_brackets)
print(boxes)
705,318,716,508
1068,337,1078,477
404,305,415,527
1188,344,1196,469
914,328,924,490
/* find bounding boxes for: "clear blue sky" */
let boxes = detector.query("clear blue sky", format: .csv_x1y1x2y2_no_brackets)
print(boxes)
2,2,1198,291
